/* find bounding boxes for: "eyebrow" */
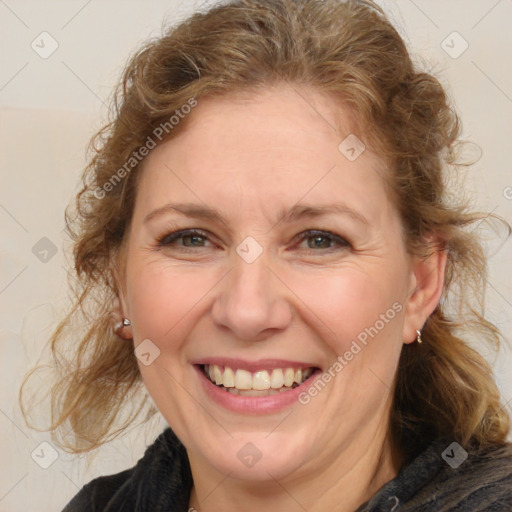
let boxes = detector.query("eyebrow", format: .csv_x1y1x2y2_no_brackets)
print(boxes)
143,202,369,227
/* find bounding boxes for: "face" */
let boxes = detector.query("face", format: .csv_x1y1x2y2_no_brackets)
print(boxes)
117,84,421,484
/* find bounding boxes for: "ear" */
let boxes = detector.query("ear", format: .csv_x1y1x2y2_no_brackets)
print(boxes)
402,245,447,344
110,248,133,340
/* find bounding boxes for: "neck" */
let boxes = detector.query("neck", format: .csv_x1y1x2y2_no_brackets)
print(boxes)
188,420,402,512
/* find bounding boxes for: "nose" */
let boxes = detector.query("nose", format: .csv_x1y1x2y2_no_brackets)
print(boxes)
211,251,292,341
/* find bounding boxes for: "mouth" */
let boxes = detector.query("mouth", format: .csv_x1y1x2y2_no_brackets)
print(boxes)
198,363,318,397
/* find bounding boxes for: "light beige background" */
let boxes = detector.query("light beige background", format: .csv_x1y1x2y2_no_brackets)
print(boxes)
1,1,511,510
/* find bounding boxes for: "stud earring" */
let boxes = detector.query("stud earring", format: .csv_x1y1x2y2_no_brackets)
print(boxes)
114,317,131,335
416,329,423,344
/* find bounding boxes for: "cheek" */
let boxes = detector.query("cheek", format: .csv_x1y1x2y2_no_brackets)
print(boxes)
126,258,220,343
288,266,405,355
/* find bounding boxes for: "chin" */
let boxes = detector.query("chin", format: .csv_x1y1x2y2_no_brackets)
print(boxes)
197,430,313,482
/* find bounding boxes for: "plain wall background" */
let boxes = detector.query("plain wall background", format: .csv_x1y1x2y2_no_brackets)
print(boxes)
1,1,511,510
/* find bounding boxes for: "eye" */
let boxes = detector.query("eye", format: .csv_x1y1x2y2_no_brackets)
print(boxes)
294,230,351,253
157,229,212,249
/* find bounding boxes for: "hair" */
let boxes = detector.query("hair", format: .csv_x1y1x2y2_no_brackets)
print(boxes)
20,0,510,462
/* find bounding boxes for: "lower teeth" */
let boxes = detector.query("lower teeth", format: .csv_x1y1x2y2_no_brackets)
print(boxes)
213,380,302,396
222,386,295,396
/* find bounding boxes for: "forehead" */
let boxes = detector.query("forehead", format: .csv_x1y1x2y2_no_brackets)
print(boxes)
133,85,394,226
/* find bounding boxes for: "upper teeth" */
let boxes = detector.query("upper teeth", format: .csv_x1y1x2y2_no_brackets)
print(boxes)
205,364,313,390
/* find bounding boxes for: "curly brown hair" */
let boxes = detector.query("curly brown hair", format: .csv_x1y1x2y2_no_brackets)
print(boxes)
20,0,510,462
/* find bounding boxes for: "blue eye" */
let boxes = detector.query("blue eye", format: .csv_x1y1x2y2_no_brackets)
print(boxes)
157,229,351,253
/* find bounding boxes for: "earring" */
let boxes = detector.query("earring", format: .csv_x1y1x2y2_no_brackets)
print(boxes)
114,317,131,334
416,329,423,344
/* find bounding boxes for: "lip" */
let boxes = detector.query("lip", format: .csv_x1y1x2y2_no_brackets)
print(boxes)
193,364,322,414
190,357,318,372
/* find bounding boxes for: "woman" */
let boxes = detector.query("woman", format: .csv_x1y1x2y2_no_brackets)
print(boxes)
20,0,512,510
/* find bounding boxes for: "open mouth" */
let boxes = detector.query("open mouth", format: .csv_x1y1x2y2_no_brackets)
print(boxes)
199,364,318,397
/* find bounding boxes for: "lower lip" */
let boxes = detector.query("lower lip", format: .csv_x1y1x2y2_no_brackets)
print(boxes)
194,365,321,414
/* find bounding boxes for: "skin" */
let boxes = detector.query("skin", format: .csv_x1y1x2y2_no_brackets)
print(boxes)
116,84,447,512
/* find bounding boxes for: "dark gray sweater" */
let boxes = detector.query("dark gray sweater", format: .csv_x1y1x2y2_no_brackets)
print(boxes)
62,428,512,511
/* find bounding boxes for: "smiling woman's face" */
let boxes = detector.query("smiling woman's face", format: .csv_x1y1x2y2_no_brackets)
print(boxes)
117,84,427,484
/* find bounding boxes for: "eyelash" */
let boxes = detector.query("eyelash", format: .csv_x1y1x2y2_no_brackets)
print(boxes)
156,229,351,254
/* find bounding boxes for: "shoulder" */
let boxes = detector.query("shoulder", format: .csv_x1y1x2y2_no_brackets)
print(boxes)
407,439,512,511
61,428,192,512
61,468,133,512
358,438,512,512
448,441,512,510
